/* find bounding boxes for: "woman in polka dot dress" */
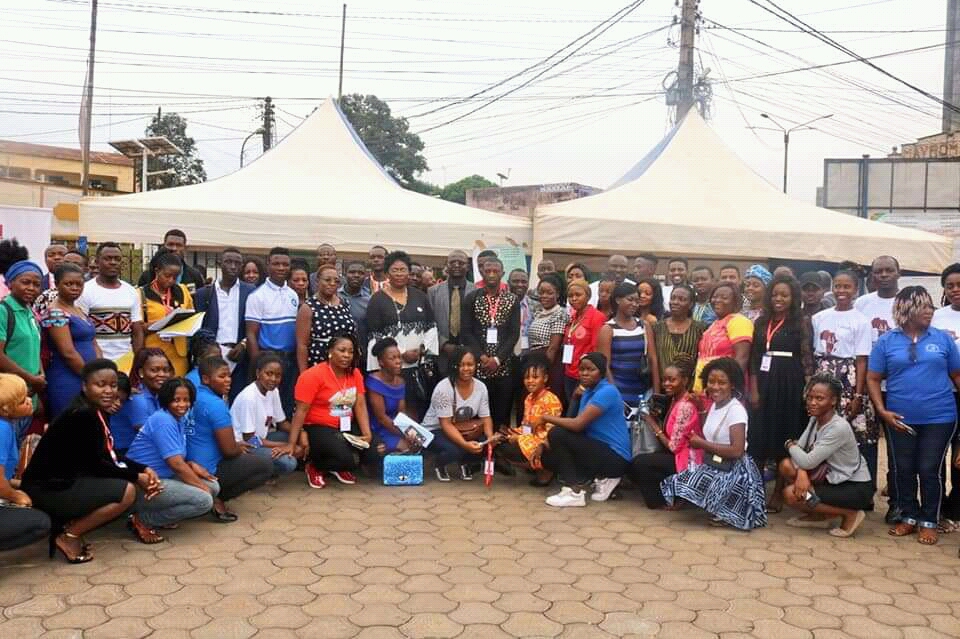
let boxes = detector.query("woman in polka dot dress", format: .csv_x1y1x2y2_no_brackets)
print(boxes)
296,264,358,373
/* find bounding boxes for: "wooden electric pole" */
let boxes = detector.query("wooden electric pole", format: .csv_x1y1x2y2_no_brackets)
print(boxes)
675,0,698,121
80,0,98,196
338,4,347,100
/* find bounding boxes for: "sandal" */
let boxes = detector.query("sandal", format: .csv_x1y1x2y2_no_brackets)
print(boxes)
938,519,960,534
211,508,238,523
55,531,93,564
128,515,165,544
918,527,939,545
888,522,917,537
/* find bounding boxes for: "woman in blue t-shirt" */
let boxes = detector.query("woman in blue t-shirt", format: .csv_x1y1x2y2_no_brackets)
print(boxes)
868,286,960,546
127,377,220,540
537,352,631,508
115,349,172,454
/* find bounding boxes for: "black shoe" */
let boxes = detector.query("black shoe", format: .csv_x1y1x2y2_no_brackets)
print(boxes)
885,507,902,525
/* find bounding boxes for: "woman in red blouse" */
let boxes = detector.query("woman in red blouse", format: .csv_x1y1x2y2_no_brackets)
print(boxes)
562,280,607,407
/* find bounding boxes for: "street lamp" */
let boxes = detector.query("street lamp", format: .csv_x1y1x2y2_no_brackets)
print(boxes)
759,112,833,194
240,128,265,168
109,137,183,192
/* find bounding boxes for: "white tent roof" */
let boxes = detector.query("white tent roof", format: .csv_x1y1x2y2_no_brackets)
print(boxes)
79,98,530,256
534,111,952,273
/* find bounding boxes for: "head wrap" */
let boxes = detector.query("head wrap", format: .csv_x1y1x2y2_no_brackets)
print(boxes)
4,260,42,284
744,264,772,287
580,352,608,377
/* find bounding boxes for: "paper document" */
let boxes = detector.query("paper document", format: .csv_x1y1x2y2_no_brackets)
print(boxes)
395,412,434,448
157,312,205,339
148,308,199,332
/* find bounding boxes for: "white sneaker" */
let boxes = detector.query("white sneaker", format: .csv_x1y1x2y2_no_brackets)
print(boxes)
545,487,586,508
591,477,622,502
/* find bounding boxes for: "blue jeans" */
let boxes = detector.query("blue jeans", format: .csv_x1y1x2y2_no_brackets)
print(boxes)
887,421,956,528
277,351,298,419
251,431,298,476
430,431,481,469
136,478,219,528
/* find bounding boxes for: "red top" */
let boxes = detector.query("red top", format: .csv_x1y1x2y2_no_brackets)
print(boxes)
563,304,607,379
294,362,365,428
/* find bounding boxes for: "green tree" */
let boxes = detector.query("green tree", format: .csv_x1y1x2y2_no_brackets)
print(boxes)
440,175,496,204
137,109,206,191
339,94,428,190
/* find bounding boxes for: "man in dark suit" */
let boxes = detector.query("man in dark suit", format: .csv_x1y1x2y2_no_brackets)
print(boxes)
427,249,475,373
194,247,254,401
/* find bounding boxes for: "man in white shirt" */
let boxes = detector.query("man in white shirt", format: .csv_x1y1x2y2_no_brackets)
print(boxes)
661,257,690,306
77,242,144,362
854,255,899,346
589,254,635,301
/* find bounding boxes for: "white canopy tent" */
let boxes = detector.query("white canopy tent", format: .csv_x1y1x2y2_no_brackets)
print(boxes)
533,111,953,273
79,98,530,256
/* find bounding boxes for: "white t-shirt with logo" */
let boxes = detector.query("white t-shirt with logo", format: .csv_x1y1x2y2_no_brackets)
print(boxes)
229,381,286,442
811,307,872,359
77,279,143,362
853,292,895,345
933,306,960,351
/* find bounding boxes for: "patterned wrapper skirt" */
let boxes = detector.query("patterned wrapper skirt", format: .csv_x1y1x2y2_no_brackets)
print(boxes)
814,356,879,445
661,457,768,531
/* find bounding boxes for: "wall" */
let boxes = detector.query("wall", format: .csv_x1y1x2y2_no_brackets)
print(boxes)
466,183,599,217
0,151,134,192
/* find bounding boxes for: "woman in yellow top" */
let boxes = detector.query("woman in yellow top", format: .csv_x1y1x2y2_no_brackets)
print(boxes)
138,250,194,376
498,354,562,485
694,282,753,393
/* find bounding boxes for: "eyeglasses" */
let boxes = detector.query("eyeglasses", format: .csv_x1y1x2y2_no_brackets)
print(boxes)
909,340,918,363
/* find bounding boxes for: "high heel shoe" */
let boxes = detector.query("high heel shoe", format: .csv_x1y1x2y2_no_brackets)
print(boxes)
53,531,93,564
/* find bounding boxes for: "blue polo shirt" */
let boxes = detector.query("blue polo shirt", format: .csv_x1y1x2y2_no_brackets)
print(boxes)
0,417,19,480
185,368,201,389
186,384,233,474
245,279,299,353
114,390,159,450
869,327,960,425
578,379,631,461
126,409,187,480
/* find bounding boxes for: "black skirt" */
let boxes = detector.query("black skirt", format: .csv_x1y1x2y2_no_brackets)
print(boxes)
23,476,130,521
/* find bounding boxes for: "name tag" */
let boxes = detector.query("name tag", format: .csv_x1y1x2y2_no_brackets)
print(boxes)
339,414,352,432
760,354,772,372
486,327,498,344
483,459,495,476
562,344,575,364
520,335,529,350
522,424,532,435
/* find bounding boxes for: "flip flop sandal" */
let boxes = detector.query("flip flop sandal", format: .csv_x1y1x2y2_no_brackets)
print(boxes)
918,528,939,545
127,515,165,544
888,522,917,537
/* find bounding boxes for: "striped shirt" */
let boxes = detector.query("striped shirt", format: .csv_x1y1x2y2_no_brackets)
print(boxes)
607,319,650,406
245,279,299,352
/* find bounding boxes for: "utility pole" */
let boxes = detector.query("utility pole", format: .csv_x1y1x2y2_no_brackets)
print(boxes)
79,0,98,196
338,4,347,100
675,0,698,121
262,97,274,151
944,0,960,132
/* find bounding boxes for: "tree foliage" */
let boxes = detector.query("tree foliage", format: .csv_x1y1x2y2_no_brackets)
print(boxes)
138,110,206,191
339,94,428,190
440,175,496,204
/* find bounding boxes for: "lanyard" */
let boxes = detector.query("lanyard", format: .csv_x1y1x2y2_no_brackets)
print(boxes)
96,410,123,467
765,318,785,351
486,293,501,325
566,311,585,343
151,281,173,311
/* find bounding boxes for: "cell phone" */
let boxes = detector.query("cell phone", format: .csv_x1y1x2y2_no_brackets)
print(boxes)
804,491,820,508
895,421,917,436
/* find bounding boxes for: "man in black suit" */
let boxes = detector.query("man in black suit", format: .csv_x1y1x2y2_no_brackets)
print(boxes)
137,229,206,292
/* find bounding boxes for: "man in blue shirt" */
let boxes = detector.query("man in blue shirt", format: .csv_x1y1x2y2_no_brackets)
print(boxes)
245,247,300,416
186,357,273,522
126,379,220,530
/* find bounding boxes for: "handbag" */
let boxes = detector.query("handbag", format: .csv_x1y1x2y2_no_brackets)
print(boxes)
451,381,484,441
382,453,424,486
801,423,830,483
704,453,734,472
627,403,664,457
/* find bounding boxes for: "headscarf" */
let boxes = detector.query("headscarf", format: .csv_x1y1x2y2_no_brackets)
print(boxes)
580,352,608,377
4,260,42,284
743,264,772,286
893,286,933,328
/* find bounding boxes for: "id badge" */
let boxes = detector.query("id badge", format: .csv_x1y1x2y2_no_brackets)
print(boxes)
339,414,352,432
483,459,495,476
562,344,575,364
521,424,532,435
760,354,772,372
520,335,529,350
486,327,499,344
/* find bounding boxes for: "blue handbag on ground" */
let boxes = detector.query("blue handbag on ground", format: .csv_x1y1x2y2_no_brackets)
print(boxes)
383,453,424,486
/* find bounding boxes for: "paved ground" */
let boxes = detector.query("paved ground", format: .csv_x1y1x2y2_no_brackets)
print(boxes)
2,474,960,639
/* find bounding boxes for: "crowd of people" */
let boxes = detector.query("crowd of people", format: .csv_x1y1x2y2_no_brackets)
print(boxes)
1,229,959,563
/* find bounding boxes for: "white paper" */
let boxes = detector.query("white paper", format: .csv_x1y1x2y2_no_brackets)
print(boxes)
562,344,574,364
395,412,435,448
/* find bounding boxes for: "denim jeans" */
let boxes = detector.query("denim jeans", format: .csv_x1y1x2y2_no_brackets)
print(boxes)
136,479,219,528
887,421,956,528
430,431,481,469
251,431,298,476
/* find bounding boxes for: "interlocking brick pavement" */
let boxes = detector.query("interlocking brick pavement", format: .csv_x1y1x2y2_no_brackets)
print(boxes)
2,476,960,638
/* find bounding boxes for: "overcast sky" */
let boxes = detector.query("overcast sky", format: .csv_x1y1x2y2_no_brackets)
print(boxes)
0,0,948,202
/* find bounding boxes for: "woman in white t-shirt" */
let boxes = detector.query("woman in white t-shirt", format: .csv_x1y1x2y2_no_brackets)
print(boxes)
229,352,301,477
934,263,960,529
811,270,878,489
661,358,767,530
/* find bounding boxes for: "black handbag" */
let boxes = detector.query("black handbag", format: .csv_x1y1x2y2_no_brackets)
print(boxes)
704,453,734,472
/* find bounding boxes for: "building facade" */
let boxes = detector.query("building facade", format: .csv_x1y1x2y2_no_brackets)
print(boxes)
466,183,599,218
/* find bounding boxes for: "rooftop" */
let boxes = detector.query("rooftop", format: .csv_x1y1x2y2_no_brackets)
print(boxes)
0,139,134,167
